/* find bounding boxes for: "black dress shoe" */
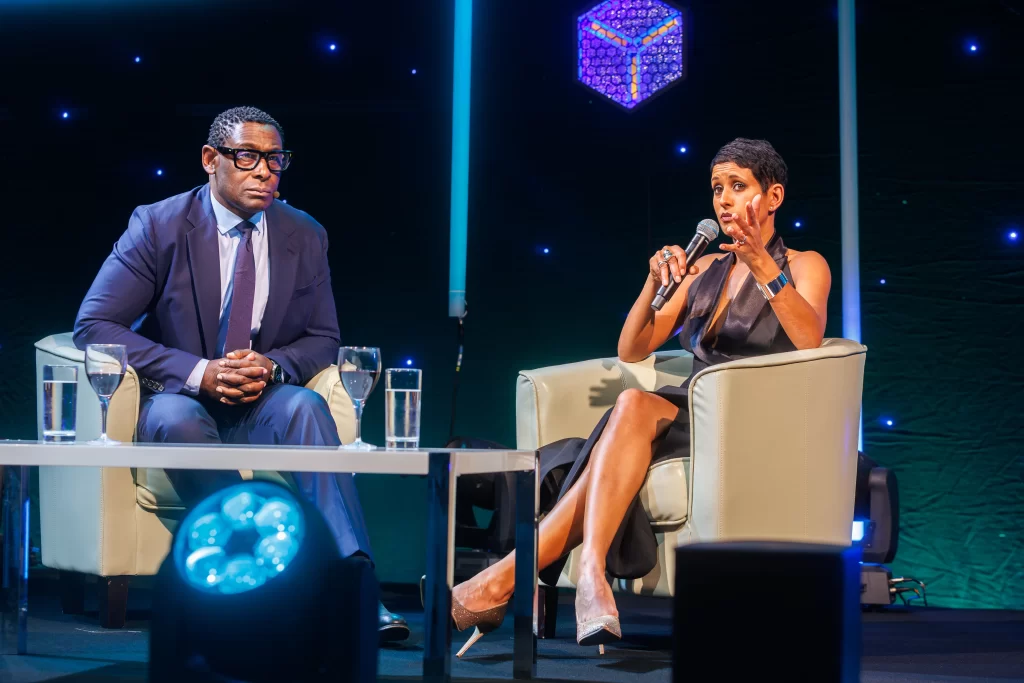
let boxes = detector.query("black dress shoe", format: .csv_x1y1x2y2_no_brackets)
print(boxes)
379,602,410,643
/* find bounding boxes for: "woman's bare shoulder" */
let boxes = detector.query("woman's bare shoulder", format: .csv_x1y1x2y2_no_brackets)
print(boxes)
785,249,831,276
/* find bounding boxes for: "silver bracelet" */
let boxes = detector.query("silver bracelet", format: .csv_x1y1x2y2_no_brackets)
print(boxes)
756,271,789,300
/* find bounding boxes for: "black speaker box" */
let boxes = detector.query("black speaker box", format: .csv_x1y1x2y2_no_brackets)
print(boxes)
673,542,861,683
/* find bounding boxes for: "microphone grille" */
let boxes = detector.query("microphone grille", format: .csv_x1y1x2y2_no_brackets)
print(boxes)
696,218,720,241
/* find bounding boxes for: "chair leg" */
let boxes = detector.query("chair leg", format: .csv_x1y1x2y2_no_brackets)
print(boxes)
59,570,86,616
97,576,130,629
536,585,559,639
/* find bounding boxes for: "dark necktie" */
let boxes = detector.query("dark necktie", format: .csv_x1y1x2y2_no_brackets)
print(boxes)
223,220,256,355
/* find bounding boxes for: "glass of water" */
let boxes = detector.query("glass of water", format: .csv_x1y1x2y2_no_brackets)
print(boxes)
85,344,128,446
385,368,422,450
338,346,381,451
42,365,78,442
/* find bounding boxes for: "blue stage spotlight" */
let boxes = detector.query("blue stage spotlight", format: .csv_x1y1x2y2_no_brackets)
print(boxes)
678,145,687,154
150,481,378,683
135,56,141,63
177,486,306,595
329,43,337,51
405,358,414,366
794,220,802,228
61,111,69,119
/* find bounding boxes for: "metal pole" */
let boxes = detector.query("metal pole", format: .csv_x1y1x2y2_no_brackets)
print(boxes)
424,452,455,683
838,0,862,448
448,0,473,318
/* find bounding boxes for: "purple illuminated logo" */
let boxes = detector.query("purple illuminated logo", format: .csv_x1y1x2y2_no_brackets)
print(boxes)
578,0,685,110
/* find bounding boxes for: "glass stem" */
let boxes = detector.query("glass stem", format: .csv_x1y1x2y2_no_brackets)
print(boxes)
353,399,365,443
100,399,109,440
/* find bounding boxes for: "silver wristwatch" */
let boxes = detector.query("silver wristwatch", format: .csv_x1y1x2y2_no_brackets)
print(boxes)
756,271,789,300
270,360,284,384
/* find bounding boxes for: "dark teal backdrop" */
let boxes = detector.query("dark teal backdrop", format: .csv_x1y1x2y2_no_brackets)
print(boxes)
0,0,1021,607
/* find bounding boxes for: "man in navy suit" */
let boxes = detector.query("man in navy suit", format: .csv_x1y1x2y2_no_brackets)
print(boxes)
74,106,408,641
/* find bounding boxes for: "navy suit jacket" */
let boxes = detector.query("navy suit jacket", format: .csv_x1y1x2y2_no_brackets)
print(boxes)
74,184,341,394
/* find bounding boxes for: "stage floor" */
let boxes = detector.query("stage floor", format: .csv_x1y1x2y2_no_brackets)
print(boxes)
2,580,1023,682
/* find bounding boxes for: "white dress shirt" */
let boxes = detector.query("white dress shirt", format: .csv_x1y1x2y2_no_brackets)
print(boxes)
182,189,271,395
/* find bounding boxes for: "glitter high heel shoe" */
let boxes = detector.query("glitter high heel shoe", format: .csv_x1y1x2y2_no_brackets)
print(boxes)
452,596,509,658
576,614,622,654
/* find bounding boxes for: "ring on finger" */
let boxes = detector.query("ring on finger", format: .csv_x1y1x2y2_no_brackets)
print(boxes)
657,258,669,267
736,237,747,246
662,249,674,261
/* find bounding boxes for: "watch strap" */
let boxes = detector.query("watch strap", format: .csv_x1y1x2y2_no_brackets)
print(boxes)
756,271,789,300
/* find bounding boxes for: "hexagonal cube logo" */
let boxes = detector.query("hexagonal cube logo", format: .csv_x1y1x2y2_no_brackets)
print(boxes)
578,0,685,110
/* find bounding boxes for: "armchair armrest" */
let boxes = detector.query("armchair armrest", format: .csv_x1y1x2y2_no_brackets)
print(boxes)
516,350,693,450
686,338,867,547
36,333,142,575
35,333,139,442
305,365,357,445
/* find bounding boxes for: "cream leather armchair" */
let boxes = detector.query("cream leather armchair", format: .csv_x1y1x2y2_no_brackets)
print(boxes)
34,333,356,627
516,338,866,598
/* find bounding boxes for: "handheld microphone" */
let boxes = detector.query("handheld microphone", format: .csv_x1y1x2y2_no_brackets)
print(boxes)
651,218,720,312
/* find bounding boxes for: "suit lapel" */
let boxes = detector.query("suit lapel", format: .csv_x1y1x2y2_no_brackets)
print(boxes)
256,200,298,352
185,185,222,359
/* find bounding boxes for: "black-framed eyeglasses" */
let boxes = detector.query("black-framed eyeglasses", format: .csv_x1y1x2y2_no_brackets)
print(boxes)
216,146,293,172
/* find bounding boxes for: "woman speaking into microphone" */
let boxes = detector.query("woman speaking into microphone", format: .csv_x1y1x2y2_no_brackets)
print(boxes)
449,138,833,654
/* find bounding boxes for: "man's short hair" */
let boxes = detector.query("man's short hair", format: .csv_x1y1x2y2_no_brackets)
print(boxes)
207,106,284,147
710,138,788,192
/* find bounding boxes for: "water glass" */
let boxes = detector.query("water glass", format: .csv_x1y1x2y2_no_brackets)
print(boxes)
337,346,381,451
85,344,128,446
42,365,78,442
385,368,422,450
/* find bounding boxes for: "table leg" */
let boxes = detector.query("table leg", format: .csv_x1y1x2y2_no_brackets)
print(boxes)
513,453,539,679
1,465,29,655
424,452,455,683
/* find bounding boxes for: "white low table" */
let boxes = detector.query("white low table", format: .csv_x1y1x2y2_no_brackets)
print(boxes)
0,441,540,682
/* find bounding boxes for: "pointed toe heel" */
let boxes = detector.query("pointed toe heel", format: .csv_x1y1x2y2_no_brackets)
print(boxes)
576,615,622,651
451,597,508,658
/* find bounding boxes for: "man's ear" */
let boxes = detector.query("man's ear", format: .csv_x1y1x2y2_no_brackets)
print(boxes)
766,183,785,215
201,145,218,175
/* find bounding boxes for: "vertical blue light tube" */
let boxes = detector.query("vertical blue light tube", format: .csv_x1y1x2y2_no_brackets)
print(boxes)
448,0,473,318
838,0,862,448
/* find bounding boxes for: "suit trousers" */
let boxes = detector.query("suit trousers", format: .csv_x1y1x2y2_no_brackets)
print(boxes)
136,384,374,561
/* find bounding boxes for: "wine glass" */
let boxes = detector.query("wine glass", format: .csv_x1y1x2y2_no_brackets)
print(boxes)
85,344,127,445
337,347,381,451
